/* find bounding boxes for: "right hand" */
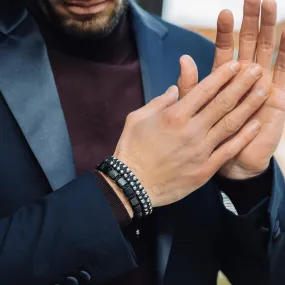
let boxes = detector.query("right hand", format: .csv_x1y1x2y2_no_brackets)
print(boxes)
114,59,270,208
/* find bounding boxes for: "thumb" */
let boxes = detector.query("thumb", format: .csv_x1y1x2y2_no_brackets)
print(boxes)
178,55,198,99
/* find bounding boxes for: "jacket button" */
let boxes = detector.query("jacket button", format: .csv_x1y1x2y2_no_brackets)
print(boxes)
273,220,282,242
62,276,79,285
79,270,91,282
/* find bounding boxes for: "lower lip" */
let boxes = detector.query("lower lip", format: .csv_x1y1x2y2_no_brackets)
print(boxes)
64,0,111,15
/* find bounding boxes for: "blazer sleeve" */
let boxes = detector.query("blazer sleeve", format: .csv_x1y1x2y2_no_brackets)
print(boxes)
0,171,137,285
217,159,285,284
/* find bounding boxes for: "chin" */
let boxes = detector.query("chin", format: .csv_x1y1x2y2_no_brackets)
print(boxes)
44,0,127,39
61,14,116,38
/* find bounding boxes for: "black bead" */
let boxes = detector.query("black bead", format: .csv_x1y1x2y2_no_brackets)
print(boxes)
108,168,120,180
116,177,128,188
130,197,140,207
123,185,135,197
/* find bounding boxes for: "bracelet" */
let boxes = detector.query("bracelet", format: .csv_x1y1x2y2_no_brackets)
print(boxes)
97,160,143,219
97,156,153,217
108,156,153,216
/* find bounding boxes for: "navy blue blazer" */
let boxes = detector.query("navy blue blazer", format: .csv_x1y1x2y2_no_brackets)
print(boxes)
0,1,284,284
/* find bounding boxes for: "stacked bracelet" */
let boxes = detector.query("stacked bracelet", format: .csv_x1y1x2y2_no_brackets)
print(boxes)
97,156,153,218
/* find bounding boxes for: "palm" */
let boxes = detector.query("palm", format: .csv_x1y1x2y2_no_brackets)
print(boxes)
220,78,285,177
215,0,285,179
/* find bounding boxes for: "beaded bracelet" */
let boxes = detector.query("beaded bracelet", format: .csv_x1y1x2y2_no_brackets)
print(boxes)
97,156,153,217
108,156,153,216
97,160,143,219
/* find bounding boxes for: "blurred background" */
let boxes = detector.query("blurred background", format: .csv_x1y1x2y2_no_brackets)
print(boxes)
137,1,285,285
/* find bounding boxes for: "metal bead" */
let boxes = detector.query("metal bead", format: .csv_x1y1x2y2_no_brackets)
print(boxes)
126,168,130,173
124,174,128,178
110,161,113,165
133,186,137,190
136,191,141,195
139,185,143,190
147,198,150,202
141,199,145,204
143,204,148,208
133,176,137,181
139,196,143,200
130,172,134,177
116,167,120,171
142,190,146,194
130,182,135,186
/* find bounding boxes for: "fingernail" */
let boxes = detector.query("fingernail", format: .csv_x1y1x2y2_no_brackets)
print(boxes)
166,85,179,100
250,65,263,77
256,89,267,97
250,120,261,133
230,61,240,73
181,55,194,66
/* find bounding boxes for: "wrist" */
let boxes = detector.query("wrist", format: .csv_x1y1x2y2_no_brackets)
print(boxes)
101,173,134,218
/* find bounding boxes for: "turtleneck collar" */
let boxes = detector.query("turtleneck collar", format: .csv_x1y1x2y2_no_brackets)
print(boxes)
27,3,138,64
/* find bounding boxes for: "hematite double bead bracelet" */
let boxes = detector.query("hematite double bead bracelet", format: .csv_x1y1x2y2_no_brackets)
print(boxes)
97,156,153,218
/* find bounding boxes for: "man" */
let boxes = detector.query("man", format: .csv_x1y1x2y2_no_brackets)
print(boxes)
0,0,284,284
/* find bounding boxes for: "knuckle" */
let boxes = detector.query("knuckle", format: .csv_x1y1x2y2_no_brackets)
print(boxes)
224,147,235,160
258,41,275,51
162,109,183,128
223,116,241,133
197,83,215,99
126,111,139,126
215,95,234,112
275,63,285,73
240,32,258,43
248,96,264,109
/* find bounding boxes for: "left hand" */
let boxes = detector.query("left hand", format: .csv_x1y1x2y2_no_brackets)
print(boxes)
179,0,285,179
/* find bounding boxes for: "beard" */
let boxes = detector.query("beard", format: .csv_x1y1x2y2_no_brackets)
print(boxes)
26,0,129,41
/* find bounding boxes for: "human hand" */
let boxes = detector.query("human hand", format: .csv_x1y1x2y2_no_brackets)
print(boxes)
180,0,285,180
115,60,266,207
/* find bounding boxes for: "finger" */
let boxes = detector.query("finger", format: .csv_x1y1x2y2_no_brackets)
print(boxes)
196,64,263,129
206,120,261,175
273,30,285,89
143,86,179,115
212,10,235,71
171,60,241,117
256,0,277,70
178,55,199,99
206,76,270,148
238,0,261,64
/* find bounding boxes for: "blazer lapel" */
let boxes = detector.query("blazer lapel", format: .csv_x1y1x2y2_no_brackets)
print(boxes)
0,3,76,190
130,2,177,283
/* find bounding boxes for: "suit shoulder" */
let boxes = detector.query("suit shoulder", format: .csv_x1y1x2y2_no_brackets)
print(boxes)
158,17,215,54
155,17,216,79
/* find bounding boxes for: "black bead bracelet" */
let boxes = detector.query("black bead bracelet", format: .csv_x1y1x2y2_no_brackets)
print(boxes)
109,157,153,216
97,160,143,219
97,156,153,218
